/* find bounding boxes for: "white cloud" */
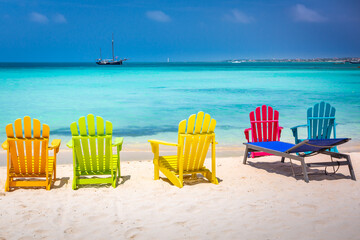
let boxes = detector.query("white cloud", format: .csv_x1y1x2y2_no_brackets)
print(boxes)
53,13,67,23
224,9,254,24
146,10,171,22
29,12,48,23
292,4,326,22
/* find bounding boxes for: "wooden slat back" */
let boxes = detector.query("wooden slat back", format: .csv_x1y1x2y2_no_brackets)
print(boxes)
249,105,280,142
267,106,274,141
70,114,113,173
182,114,195,171
5,117,50,175
40,124,50,173
307,102,336,139
24,116,32,173
5,124,20,174
273,110,279,141
178,112,216,171
105,121,112,171
33,119,41,174
97,116,105,172
249,111,258,142
14,119,26,174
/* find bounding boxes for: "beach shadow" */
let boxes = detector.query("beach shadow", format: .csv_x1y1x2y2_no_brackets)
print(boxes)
74,175,130,189
53,177,70,189
247,161,351,181
119,175,131,185
4,177,70,192
160,173,222,187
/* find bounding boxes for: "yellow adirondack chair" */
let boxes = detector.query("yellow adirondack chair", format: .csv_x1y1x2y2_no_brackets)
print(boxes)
1,117,61,191
149,112,218,188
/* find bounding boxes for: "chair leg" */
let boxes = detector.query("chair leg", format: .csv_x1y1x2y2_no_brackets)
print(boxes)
345,155,356,180
243,146,249,164
5,178,10,192
46,180,51,191
72,177,77,190
300,159,309,183
112,174,117,188
154,160,160,180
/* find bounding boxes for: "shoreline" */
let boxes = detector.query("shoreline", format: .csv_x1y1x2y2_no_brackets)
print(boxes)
1,141,359,166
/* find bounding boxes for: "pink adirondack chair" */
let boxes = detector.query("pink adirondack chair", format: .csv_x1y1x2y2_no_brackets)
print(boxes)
244,105,283,158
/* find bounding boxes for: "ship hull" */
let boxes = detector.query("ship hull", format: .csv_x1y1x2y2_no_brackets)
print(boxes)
96,60,123,65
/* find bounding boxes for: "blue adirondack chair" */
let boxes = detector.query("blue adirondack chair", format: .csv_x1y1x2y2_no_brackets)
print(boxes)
291,101,338,152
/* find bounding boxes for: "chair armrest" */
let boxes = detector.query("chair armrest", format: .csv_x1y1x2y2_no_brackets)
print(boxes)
112,137,124,147
49,139,61,153
290,124,307,140
278,126,284,140
66,140,73,148
244,128,252,142
148,139,178,157
2,140,8,150
148,140,178,147
290,124,307,131
112,137,124,152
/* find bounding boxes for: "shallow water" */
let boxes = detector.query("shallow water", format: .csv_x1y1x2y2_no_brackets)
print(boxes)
0,62,359,148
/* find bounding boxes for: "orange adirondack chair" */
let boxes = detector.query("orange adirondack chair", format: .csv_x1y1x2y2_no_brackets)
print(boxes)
1,117,61,191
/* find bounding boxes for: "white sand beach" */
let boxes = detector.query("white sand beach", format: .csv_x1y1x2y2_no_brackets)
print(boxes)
0,150,359,240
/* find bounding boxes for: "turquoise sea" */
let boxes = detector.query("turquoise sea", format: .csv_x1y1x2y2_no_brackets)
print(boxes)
0,62,359,150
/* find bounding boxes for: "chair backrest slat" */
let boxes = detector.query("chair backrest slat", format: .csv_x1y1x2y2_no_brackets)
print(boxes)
14,119,26,174
267,106,274,141
79,117,92,171
255,107,262,142
273,110,279,141
105,121,112,170
96,116,105,172
41,124,50,174
5,124,19,173
178,112,216,172
87,115,98,172
33,119,41,174
24,117,33,173
249,111,258,142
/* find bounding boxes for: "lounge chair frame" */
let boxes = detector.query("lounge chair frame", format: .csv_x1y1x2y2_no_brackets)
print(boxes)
243,139,356,182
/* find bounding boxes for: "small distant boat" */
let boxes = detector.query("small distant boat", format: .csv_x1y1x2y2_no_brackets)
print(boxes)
349,60,360,64
96,33,128,65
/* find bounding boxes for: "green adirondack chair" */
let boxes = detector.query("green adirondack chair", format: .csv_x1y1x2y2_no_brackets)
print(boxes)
66,114,123,189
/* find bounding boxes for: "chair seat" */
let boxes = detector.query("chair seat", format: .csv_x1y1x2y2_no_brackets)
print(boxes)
159,155,207,174
9,156,55,177
159,155,178,172
75,155,119,175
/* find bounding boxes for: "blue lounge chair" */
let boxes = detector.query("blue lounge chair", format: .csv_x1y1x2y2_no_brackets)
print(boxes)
291,102,338,152
243,138,355,182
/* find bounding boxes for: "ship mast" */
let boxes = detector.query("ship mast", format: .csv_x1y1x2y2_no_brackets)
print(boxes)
112,33,115,61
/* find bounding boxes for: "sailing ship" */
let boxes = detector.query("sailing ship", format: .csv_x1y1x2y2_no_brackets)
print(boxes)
96,33,127,65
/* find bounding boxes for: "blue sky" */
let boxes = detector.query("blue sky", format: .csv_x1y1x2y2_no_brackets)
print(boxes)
1,0,359,62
